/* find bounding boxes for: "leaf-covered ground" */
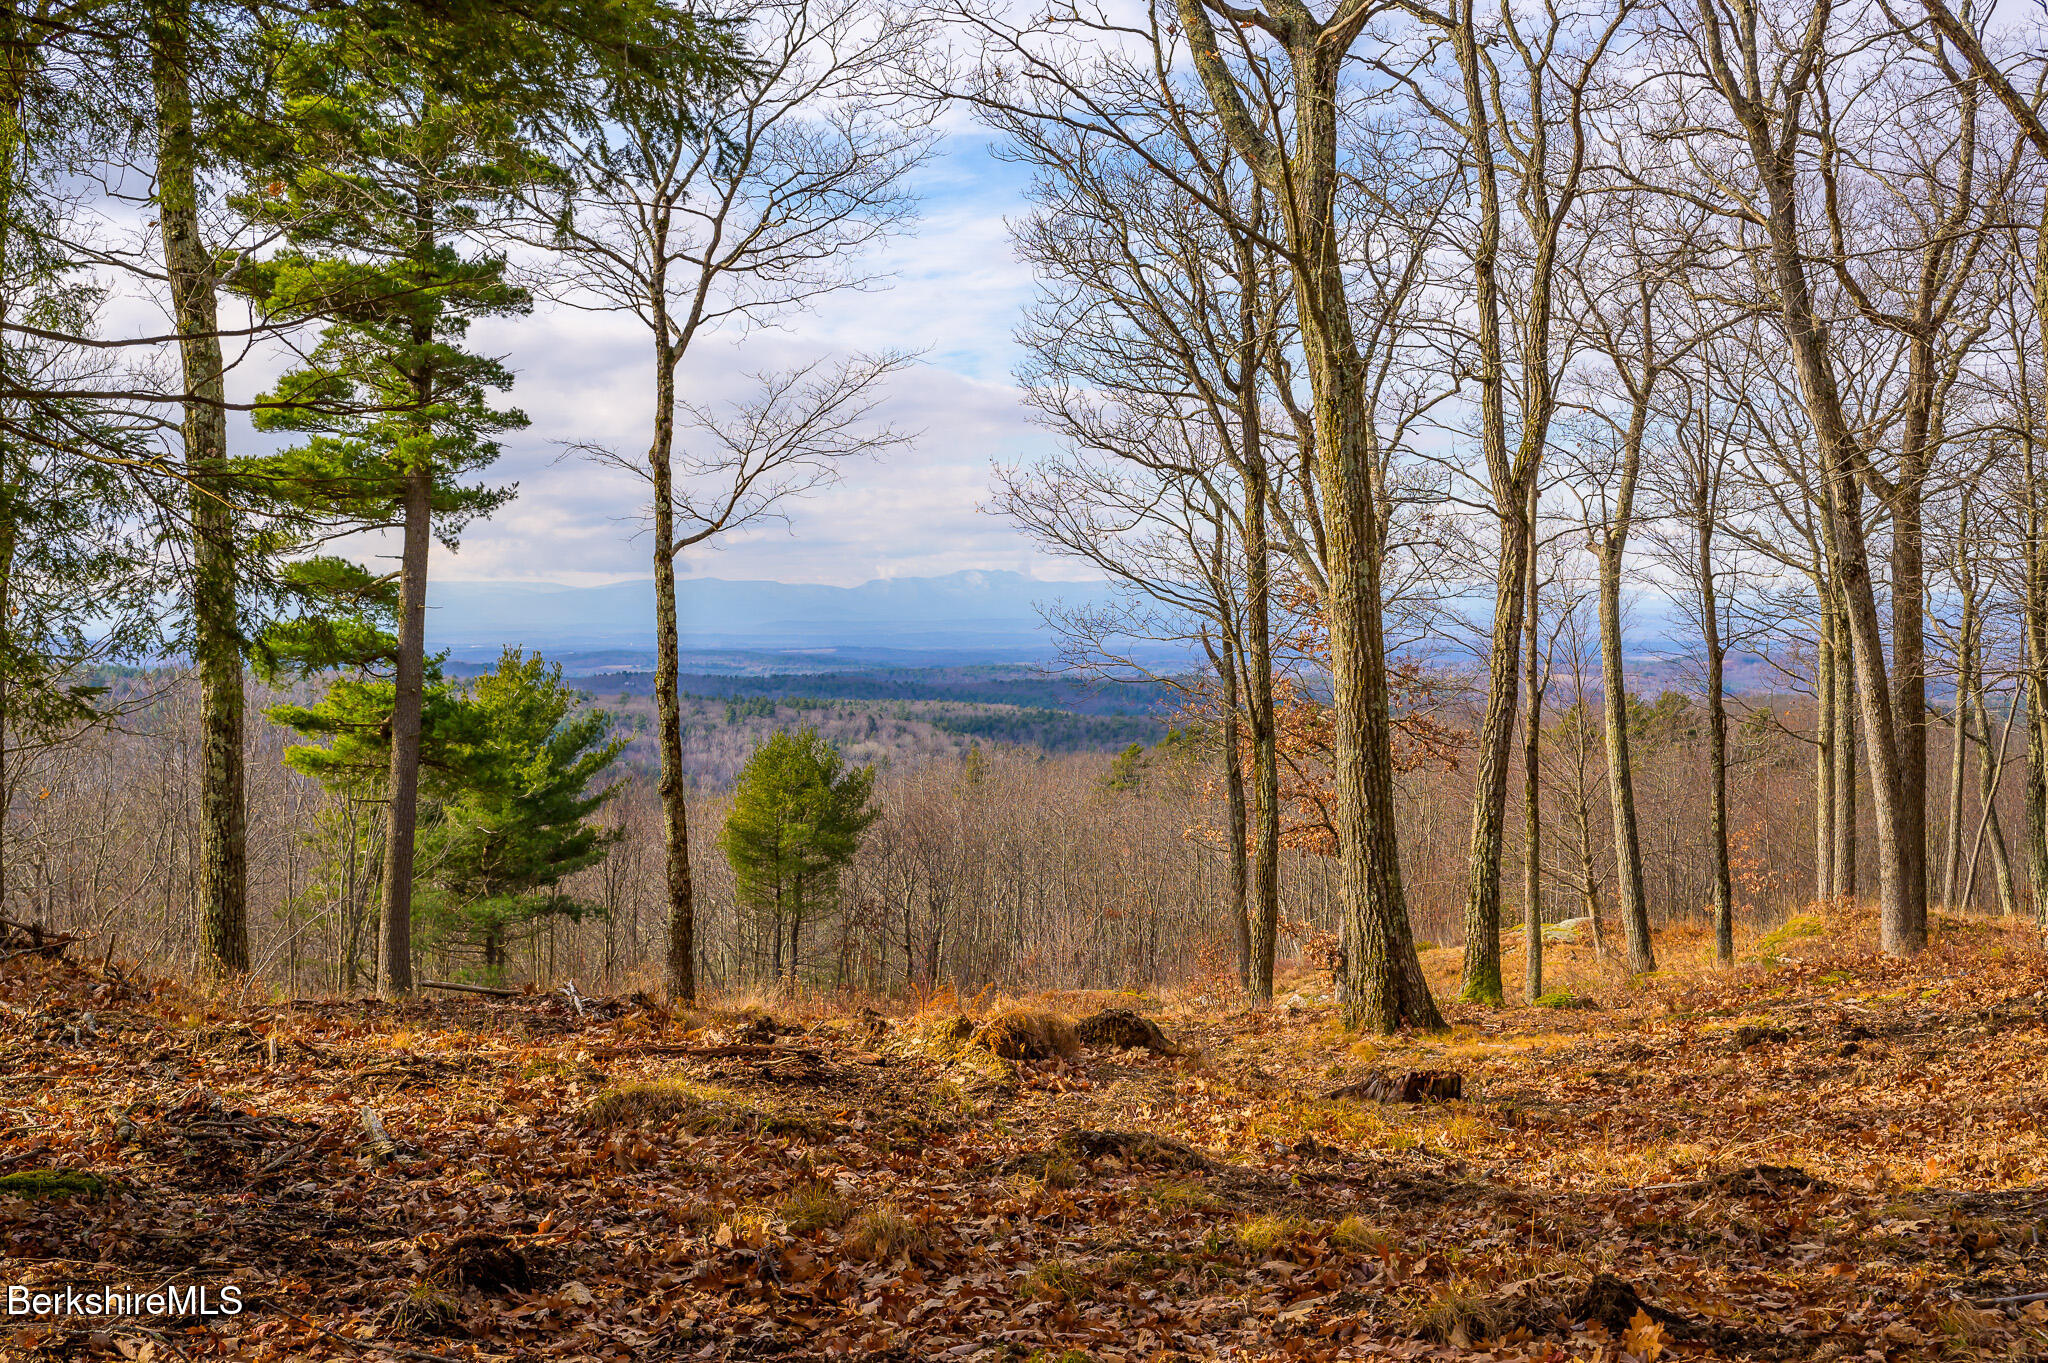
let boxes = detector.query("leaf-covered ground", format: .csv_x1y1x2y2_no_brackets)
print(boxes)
5,908,2047,1361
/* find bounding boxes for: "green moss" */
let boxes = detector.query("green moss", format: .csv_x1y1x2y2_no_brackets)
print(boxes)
0,1170,107,1200
1754,913,1825,959
1533,989,1599,1010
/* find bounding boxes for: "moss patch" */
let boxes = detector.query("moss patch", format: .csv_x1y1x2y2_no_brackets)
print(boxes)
0,1170,107,1199
1755,914,1826,960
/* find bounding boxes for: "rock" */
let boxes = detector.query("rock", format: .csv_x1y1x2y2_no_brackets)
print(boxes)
1075,1008,1175,1054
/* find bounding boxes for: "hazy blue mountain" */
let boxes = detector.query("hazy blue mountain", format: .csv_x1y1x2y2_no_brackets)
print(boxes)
425,571,1132,659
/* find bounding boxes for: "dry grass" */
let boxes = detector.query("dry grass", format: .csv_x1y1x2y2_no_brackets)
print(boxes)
581,1078,728,1129
847,1207,929,1262
780,1181,857,1233
1037,1153,1082,1190
1146,1177,1220,1212
1019,1257,1088,1302
1408,1277,1505,1347
1235,1213,1308,1258
972,1008,1081,1061
1329,1215,1393,1255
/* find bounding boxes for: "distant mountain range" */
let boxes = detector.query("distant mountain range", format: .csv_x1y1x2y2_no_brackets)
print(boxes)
426,571,1135,664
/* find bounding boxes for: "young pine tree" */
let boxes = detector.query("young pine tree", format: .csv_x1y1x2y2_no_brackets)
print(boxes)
415,650,625,978
719,728,877,985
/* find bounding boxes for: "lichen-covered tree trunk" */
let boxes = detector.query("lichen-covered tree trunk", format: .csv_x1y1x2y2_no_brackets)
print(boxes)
1942,540,1977,908
1240,289,1281,1009
1520,483,1543,1003
1597,479,1654,975
1211,630,1253,995
1460,524,1526,1004
1832,594,1858,904
151,0,247,976
1814,595,1834,903
649,320,698,1004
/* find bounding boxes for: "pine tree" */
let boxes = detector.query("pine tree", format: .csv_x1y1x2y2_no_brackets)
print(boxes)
415,650,625,977
719,728,877,984
229,8,551,997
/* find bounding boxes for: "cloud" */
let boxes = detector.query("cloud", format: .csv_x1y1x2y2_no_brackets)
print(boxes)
420,132,1065,588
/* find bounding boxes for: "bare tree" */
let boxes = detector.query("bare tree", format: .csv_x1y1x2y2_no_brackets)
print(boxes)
536,0,931,1001
1381,0,1630,1001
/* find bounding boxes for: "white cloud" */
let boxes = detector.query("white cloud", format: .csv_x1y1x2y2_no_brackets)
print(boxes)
421,132,1065,588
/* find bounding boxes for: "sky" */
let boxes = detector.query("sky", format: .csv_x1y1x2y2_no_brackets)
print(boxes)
432,131,1075,590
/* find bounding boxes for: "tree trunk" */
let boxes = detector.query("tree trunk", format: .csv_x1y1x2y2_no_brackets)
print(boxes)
1832,591,1859,903
1707,30,1918,951
1241,384,1281,1009
1942,551,1976,907
1814,589,1835,903
152,0,248,976
1460,518,1527,1005
1699,509,1733,966
1521,487,1543,1003
378,468,431,999
1211,632,1253,996
649,318,698,1004
1178,0,1439,1032
1885,464,1930,945
1971,693,2018,918
1598,517,1654,976
2029,674,2048,929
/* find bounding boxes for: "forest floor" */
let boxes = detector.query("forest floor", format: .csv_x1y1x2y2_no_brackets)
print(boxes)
5,906,2048,1362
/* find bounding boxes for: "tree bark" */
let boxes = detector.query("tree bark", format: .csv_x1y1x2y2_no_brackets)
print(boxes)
378,468,430,999
1814,589,1835,902
1177,0,1441,1032
1520,481,1543,1003
1832,590,1859,903
1211,629,1253,995
650,318,698,1003
1695,1,1919,952
152,0,248,977
1969,691,2018,918
1699,506,1733,966
1461,520,1526,1004
1595,419,1654,976
1942,537,1976,908
1238,248,1282,1009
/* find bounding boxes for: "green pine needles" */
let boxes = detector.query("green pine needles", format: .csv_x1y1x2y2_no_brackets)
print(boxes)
719,728,878,985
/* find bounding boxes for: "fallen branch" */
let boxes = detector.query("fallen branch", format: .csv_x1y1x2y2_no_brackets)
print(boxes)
1975,1290,2048,1307
277,1310,480,1362
583,1042,812,1060
418,979,521,998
